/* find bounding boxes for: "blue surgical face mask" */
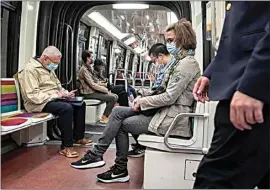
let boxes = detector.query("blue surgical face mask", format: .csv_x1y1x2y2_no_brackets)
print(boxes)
166,43,180,55
46,63,58,71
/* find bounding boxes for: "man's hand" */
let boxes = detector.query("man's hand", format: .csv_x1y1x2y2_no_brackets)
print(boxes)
230,91,264,131
63,89,77,98
193,76,210,103
133,96,141,103
132,102,141,112
57,91,64,98
149,74,156,83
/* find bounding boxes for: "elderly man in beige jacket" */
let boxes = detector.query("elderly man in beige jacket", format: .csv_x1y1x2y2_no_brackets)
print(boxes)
18,46,92,158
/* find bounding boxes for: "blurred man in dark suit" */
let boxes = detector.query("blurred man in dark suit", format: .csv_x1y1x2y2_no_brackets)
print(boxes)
193,2,269,189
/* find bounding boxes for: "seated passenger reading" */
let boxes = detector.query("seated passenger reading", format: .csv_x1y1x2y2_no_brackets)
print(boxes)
18,46,92,158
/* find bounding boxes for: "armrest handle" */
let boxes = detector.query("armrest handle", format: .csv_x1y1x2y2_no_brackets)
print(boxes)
164,113,209,150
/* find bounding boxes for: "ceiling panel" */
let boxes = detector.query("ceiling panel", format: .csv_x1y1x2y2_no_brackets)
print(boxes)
83,4,174,48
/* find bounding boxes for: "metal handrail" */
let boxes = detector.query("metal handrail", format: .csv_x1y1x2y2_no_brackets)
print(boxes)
63,23,73,88
211,1,218,55
164,113,209,150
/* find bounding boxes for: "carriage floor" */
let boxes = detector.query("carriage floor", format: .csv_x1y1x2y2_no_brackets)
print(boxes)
1,145,144,189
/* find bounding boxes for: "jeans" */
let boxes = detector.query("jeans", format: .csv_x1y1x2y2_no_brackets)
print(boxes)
90,106,153,169
43,101,86,148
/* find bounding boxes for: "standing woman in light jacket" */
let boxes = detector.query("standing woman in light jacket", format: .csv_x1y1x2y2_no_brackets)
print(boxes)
71,19,201,184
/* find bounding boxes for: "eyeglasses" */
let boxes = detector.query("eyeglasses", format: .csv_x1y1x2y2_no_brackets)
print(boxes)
46,56,60,64
166,38,175,43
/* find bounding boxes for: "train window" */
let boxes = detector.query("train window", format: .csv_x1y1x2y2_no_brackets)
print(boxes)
77,22,90,71
1,1,21,78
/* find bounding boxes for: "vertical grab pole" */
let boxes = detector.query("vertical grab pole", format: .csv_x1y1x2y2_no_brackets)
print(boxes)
210,1,217,59
64,23,73,89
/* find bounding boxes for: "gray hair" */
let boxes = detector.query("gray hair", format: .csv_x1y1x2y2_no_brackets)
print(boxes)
42,46,62,57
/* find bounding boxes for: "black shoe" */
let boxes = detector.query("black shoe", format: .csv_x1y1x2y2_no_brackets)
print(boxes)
128,146,145,158
131,143,137,150
70,150,105,169
97,165,130,183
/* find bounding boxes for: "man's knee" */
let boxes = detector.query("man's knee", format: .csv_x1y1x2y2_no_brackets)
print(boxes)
111,106,127,117
108,94,118,103
58,102,73,114
113,94,119,102
81,101,86,108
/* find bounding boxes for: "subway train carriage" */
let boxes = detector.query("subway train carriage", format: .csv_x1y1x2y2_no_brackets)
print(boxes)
1,1,269,189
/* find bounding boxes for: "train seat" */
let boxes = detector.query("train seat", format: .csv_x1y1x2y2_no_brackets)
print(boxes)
84,99,106,124
138,102,209,153
1,78,54,135
137,102,217,189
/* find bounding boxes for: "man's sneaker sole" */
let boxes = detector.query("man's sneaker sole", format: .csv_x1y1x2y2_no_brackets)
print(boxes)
73,143,92,147
70,161,105,169
97,175,130,183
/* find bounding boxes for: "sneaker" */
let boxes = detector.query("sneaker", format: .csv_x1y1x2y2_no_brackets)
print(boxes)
70,150,105,169
74,138,93,146
97,165,130,183
59,147,79,158
99,115,109,124
131,143,137,150
128,146,145,158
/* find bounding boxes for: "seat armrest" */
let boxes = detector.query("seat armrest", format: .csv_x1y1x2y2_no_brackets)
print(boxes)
164,113,209,150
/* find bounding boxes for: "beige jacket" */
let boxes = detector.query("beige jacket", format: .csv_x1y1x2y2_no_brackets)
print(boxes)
18,58,67,113
137,56,201,137
78,65,109,94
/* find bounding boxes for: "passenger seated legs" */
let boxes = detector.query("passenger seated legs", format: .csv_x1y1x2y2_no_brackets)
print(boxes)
96,113,152,183
43,101,79,158
84,93,118,123
72,102,92,146
128,134,146,158
71,106,138,169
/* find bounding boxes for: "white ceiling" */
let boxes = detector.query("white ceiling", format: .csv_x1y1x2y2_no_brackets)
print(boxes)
82,4,174,48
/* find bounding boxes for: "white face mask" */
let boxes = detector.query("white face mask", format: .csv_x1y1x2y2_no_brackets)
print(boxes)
46,62,58,71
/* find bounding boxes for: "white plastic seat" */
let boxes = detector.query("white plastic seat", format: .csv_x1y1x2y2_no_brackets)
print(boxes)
84,99,106,124
138,102,209,154
137,102,217,189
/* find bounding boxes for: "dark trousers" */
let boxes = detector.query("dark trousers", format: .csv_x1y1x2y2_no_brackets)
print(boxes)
110,85,129,107
43,101,86,148
194,100,269,189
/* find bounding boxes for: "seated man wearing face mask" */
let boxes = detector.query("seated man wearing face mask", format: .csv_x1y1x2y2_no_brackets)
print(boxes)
18,46,92,158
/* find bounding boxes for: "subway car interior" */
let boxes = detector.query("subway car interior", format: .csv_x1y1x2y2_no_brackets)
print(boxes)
1,1,228,189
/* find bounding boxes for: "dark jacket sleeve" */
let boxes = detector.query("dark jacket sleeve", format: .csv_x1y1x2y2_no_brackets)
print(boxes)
237,21,270,103
202,57,216,79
